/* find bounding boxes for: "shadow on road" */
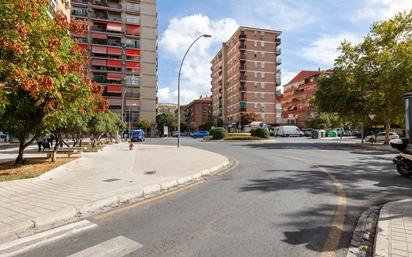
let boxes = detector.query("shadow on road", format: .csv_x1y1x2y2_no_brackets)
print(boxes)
238,141,412,254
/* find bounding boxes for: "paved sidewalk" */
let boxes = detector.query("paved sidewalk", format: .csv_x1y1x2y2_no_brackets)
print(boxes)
375,199,412,257
0,143,229,243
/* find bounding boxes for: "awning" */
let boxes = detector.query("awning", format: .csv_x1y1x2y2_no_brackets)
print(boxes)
91,59,107,66
126,25,140,35
126,61,140,69
106,85,122,93
79,43,88,50
92,32,107,39
92,46,107,54
107,23,122,32
107,47,122,55
126,49,140,56
107,72,122,81
107,60,122,67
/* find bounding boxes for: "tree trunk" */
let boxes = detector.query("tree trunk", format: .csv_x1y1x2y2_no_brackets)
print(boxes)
51,133,61,162
15,136,36,165
384,120,391,145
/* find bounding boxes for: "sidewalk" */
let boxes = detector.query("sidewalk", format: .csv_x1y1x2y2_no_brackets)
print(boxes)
375,199,412,257
0,143,229,243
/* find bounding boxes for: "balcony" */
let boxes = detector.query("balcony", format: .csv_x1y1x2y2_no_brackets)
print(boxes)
239,34,247,41
240,75,247,82
72,0,87,4
276,58,282,65
276,38,281,45
239,64,247,71
239,44,247,50
239,85,246,91
276,48,281,56
71,9,87,17
92,0,122,10
239,55,246,62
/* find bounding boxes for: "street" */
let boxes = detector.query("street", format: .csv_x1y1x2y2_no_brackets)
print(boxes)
10,137,412,257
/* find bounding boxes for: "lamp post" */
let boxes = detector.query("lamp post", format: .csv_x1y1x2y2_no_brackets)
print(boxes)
177,34,212,148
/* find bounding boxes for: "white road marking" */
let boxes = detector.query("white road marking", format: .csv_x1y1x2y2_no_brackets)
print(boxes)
0,220,97,257
67,236,143,257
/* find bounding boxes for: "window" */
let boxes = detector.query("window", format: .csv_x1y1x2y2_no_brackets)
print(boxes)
262,62,265,68
254,41,257,47
254,62,258,68
261,52,265,58
261,82,265,89
254,72,257,78
261,72,265,78
261,41,265,47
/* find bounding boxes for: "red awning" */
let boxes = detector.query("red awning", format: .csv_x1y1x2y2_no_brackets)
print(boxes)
79,43,88,50
107,23,122,32
107,85,122,93
91,33,107,39
126,25,140,35
92,46,107,54
107,72,122,81
91,59,107,66
126,61,140,69
107,60,122,67
126,49,140,56
107,47,122,55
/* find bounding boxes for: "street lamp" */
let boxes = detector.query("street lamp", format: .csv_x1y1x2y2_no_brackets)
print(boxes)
177,34,212,148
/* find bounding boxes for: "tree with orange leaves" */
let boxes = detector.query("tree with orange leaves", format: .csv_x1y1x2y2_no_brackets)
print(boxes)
0,0,107,163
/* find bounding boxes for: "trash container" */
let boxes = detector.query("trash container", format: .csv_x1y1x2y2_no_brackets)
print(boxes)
329,130,337,137
318,129,326,138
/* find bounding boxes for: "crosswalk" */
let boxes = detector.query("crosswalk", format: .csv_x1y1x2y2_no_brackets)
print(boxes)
0,220,143,257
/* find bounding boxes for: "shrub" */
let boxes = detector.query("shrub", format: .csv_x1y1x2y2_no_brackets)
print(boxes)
209,127,228,140
224,136,261,140
227,133,251,137
250,128,270,139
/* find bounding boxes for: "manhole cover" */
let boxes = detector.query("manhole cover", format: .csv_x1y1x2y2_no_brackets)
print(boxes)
103,178,121,182
144,170,156,175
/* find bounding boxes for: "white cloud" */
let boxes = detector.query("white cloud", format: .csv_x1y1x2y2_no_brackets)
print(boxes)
301,33,363,67
158,14,239,104
350,0,412,23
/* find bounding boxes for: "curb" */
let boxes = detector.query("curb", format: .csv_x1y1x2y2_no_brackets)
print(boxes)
346,206,381,257
0,157,231,244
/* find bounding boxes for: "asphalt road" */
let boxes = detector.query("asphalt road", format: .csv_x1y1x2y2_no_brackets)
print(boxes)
15,137,412,257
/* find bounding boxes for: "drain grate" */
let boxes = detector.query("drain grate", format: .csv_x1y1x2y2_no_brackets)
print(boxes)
144,170,156,175
103,178,121,182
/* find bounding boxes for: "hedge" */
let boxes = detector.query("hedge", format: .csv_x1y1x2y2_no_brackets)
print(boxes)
209,127,228,140
250,128,270,139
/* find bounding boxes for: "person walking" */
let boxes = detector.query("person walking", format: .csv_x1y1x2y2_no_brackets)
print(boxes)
36,138,43,152
48,134,54,147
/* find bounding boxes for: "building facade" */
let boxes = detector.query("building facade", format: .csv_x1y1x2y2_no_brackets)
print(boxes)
70,0,158,126
184,96,212,129
157,103,177,115
281,70,332,127
211,27,282,129
48,0,71,20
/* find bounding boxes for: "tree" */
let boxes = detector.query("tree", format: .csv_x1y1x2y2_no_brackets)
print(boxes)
156,113,176,136
135,117,152,134
0,1,104,163
187,122,197,133
86,111,124,147
316,10,412,144
241,112,260,125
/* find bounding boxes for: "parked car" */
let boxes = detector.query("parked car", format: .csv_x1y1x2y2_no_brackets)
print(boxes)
191,131,209,138
352,130,362,138
276,126,304,137
302,128,314,137
365,132,399,142
131,129,145,142
343,130,353,137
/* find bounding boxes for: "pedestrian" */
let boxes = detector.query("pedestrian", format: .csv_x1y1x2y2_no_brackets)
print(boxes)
48,134,54,147
36,138,43,152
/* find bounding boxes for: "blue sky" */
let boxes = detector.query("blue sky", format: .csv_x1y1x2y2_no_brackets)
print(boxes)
156,0,412,104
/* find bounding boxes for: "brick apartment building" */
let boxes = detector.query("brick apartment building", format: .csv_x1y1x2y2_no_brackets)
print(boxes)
184,96,212,129
210,27,282,129
70,0,158,126
281,70,332,127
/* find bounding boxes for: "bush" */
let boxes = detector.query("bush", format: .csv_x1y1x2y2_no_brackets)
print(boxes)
209,127,228,140
224,136,261,140
250,128,270,139
227,133,251,137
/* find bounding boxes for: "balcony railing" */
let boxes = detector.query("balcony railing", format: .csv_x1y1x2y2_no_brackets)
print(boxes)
276,58,282,65
239,44,247,50
276,38,281,45
240,75,247,81
240,64,247,71
239,34,247,40
276,48,281,55
72,0,87,4
239,55,246,61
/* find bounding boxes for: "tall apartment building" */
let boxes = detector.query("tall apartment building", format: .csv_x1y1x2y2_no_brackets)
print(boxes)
281,70,332,127
211,27,281,129
48,0,71,20
70,0,158,126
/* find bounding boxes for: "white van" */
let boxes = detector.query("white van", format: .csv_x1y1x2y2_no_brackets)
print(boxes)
277,126,304,137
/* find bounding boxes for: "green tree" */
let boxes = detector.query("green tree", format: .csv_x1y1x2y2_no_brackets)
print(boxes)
157,113,176,136
135,117,152,134
316,10,412,144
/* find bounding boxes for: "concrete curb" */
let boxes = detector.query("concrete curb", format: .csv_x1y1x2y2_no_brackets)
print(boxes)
346,206,381,257
0,157,231,244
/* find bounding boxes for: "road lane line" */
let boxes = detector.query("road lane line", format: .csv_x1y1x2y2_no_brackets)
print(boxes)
66,236,142,257
282,155,346,257
0,220,97,257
